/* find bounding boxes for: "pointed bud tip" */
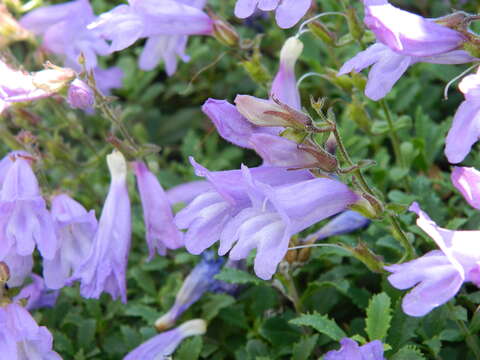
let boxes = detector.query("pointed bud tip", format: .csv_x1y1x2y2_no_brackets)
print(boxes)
178,319,207,337
280,37,304,67
107,150,127,180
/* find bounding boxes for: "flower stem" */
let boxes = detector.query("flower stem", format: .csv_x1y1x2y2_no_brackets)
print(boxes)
379,100,404,168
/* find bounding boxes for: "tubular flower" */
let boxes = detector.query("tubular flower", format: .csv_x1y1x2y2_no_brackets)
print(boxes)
74,151,131,303
324,338,385,360
0,302,62,360
385,202,480,316
306,210,370,241
234,0,311,29
133,161,183,259
124,319,206,360
445,68,480,163
451,166,480,209
155,252,223,330
43,194,97,289
0,152,57,263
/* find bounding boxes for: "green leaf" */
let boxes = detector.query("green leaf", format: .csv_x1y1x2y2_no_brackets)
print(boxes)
260,316,302,347
289,313,346,341
292,335,319,360
214,267,262,285
365,293,392,341
77,319,97,350
202,293,235,321
175,336,203,360
391,345,426,360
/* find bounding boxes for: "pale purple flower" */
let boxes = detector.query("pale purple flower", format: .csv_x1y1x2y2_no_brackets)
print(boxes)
445,69,480,163
14,274,59,310
43,193,97,289
124,319,206,360
363,0,466,57
74,151,131,303
166,180,212,205
385,202,480,316
67,79,94,110
451,166,480,209
133,161,183,259
93,66,124,95
154,252,223,330
0,302,62,360
306,210,370,242
0,153,57,262
338,43,475,100
324,338,385,360
234,0,311,29
271,37,303,109
2,249,33,288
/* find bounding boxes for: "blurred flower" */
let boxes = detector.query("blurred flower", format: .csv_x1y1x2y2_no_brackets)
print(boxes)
324,338,385,360
0,4,33,48
67,79,94,111
166,180,212,205
234,0,311,29
385,202,480,316
338,43,475,101
451,166,480,209
306,210,370,241
74,151,131,303
0,152,57,262
0,302,62,360
124,319,206,360
88,0,212,74
155,252,223,330
93,66,124,95
43,194,97,289
133,161,183,260
14,274,59,310
445,69,480,163
2,249,33,288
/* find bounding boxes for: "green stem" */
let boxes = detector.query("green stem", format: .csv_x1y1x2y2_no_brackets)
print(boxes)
447,302,480,360
380,100,404,168
283,270,303,313
387,214,415,261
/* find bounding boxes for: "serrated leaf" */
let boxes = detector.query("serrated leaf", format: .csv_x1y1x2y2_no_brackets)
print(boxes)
391,345,426,360
175,336,203,360
289,313,346,341
366,293,392,341
292,335,318,360
214,267,262,285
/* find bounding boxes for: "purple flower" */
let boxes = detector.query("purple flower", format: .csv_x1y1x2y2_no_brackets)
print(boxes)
306,210,370,241
155,252,223,330
385,202,480,316
451,166,480,209
363,0,466,57
166,180,212,205
14,274,59,310
133,161,183,259
445,69,480,163
67,79,94,110
0,152,57,262
0,302,62,360
271,37,303,109
234,0,311,29
338,43,475,100
93,66,124,95
2,248,33,288
43,193,97,289
124,319,206,360
74,151,131,303
324,338,385,360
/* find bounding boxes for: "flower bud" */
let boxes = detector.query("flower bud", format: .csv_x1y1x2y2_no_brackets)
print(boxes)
308,20,336,46
67,79,94,110
32,65,75,93
177,319,207,337
211,14,239,47
279,37,304,69
345,7,364,42
0,262,10,283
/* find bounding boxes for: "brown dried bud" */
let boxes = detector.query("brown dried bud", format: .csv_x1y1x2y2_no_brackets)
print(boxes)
0,262,10,283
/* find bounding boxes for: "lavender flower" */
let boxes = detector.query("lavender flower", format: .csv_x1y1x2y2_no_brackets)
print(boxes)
124,319,206,360
385,202,480,316
0,153,57,262
133,161,183,259
445,69,480,163
2,249,33,288
43,193,97,289
67,79,94,111
166,180,212,205
324,338,385,360
234,0,311,29
74,151,131,303
14,274,59,310
306,210,370,241
0,302,62,360
155,252,223,330
451,166,480,209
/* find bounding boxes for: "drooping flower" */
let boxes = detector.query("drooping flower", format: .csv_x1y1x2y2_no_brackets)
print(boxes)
324,338,385,360
155,252,223,331
133,161,183,259
67,79,95,111
385,202,480,316
43,193,97,289
0,152,57,262
445,69,480,163
74,151,131,303
234,0,311,29
0,302,62,360
306,210,370,241
14,274,59,310
451,166,480,209
124,319,206,360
